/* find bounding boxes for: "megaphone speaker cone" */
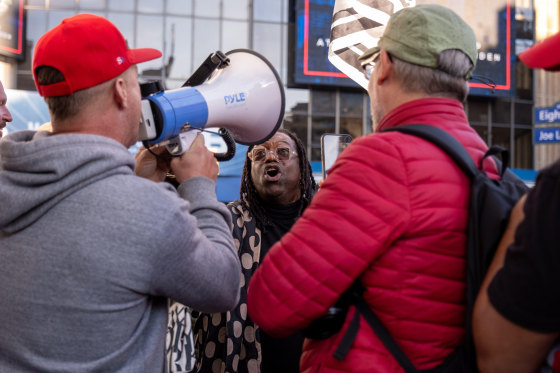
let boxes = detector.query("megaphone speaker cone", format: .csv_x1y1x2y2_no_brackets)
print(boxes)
196,49,285,145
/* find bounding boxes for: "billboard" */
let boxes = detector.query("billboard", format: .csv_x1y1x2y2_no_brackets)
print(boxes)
467,3,515,97
290,0,360,89
0,0,25,60
289,0,516,97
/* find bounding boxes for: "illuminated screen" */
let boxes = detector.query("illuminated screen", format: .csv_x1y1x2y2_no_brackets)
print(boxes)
467,2,515,97
0,0,25,60
290,0,360,89
290,0,515,97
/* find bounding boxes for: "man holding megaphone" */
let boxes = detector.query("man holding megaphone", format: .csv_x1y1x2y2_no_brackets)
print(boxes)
0,14,241,373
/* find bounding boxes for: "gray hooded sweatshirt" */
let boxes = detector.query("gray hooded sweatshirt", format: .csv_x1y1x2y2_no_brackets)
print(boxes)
0,130,240,373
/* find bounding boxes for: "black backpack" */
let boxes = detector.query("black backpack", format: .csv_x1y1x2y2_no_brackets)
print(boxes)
330,124,529,372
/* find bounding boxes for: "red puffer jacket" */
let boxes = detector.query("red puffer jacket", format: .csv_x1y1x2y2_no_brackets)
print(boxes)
247,98,499,373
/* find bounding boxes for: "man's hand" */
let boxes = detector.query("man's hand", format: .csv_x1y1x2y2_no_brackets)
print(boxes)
170,134,219,184
134,146,171,182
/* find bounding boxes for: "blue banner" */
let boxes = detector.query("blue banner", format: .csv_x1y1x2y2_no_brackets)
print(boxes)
534,127,560,144
535,103,560,124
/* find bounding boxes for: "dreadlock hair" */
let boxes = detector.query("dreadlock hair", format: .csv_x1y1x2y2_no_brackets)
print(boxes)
239,128,317,231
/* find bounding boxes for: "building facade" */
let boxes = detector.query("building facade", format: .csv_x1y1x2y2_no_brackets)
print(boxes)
1,0,559,171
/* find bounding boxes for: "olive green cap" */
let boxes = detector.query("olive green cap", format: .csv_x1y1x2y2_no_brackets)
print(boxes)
359,4,477,79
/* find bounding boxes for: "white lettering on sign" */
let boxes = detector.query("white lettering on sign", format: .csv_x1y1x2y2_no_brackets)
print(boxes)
539,131,554,141
478,52,502,62
316,38,330,48
535,128,560,143
538,109,560,123
0,31,12,41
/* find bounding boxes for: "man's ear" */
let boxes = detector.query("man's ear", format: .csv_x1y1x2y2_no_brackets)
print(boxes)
376,50,393,85
113,77,128,109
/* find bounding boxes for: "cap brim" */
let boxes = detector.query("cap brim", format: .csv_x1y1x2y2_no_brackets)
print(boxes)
359,46,380,66
519,32,560,71
128,48,162,64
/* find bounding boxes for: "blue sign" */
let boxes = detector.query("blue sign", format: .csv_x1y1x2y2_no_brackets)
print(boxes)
535,103,560,124
534,127,560,144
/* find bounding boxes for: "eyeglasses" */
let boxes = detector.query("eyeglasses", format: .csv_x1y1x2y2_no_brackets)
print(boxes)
362,52,380,80
249,146,298,162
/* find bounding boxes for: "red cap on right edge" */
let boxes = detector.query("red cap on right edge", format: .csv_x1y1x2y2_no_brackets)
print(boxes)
519,31,560,71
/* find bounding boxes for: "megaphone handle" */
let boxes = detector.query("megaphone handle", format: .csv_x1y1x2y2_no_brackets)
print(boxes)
165,130,199,155
214,128,236,162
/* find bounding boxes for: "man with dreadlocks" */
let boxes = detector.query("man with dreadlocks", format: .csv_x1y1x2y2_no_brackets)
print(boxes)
191,128,316,373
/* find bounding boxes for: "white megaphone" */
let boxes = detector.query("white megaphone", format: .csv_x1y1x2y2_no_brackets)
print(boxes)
138,49,285,160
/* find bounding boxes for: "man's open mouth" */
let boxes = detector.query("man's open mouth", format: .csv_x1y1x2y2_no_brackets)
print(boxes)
264,165,280,180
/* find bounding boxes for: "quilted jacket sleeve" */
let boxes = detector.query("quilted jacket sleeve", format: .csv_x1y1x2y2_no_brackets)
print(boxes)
247,134,411,337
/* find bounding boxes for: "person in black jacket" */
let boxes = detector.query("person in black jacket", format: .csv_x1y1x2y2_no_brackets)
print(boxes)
191,128,317,373
473,31,560,373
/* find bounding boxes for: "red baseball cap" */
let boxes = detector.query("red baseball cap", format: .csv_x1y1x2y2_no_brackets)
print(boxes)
519,31,560,71
32,14,162,97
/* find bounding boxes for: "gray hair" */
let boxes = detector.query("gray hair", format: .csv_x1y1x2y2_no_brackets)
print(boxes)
391,49,473,102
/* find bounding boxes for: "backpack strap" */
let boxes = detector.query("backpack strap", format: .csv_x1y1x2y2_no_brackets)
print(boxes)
333,124,486,372
334,125,515,372
333,286,419,372
484,146,509,178
333,308,361,361
356,298,419,373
